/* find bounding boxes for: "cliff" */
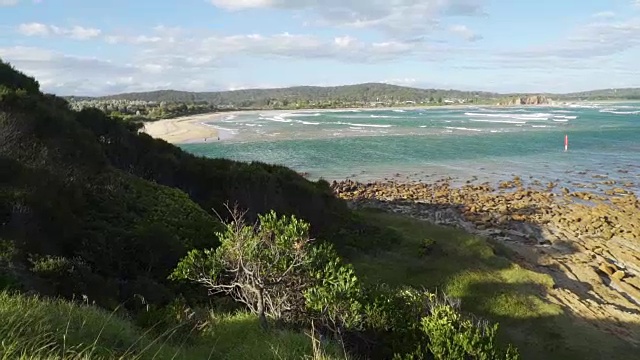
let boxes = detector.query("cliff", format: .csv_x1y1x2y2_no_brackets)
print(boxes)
497,95,553,106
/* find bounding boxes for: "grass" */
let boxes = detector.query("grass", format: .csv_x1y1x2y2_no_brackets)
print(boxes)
0,292,345,360
352,209,638,360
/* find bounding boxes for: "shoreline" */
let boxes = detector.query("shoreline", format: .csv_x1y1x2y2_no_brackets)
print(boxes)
331,177,640,346
140,102,582,145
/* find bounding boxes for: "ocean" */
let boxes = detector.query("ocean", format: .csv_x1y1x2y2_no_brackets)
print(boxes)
180,103,640,194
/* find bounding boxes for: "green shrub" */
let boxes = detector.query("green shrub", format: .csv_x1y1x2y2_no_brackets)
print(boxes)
170,208,320,326
172,210,520,360
304,244,364,331
419,238,437,256
396,302,520,360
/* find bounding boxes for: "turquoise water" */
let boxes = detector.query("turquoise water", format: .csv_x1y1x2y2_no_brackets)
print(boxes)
180,103,640,192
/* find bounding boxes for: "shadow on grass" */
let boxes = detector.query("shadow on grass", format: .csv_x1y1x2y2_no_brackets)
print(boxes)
349,207,640,360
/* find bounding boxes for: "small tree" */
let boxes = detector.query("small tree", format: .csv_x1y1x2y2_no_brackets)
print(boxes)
169,207,316,327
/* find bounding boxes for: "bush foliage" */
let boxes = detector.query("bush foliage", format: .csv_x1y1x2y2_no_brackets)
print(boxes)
172,210,520,359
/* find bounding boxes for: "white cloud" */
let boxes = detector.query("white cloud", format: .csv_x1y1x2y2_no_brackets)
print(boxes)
210,0,274,10
17,23,49,36
0,0,20,5
500,17,640,59
0,46,170,95
105,35,163,44
449,24,482,41
592,11,615,19
210,0,486,37
62,26,102,40
16,23,102,40
110,29,432,67
334,36,357,48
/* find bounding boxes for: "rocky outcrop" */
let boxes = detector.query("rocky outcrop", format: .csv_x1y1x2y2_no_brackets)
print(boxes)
331,177,640,346
497,95,552,106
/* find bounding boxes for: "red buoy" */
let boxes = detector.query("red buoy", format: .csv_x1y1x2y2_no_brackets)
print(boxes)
564,134,568,152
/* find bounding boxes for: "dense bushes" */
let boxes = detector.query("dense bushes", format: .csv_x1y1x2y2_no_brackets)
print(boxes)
0,158,221,307
0,58,403,317
172,210,520,359
0,61,40,94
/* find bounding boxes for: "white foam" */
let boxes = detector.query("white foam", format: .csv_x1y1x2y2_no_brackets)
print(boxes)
222,115,237,121
600,110,640,115
552,119,569,122
285,112,322,117
261,116,291,123
445,126,482,132
393,109,406,113
568,104,600,109
469,119,526,124
553,115,577,119
203,123,238,133
370,114,400,118
514,117,549,121
295,120,320,125
331,121,393,128
465,112,551,121
349,123,393,128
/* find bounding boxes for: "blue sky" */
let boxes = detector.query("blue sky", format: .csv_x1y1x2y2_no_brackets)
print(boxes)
1,0,640,95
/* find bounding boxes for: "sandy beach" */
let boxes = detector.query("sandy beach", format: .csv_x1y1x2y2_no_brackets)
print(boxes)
142,112,234,144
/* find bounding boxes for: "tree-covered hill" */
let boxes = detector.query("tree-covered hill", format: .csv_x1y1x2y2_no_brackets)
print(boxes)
67,83,640,109
0,59,392,309
558,88,640,100
79,83,503,107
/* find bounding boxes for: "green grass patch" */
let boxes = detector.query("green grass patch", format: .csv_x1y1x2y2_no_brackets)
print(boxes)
351,209,637,360
202,311,344,360
0,292,344,360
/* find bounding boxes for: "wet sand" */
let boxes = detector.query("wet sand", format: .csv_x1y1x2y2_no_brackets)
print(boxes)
142,112,231,144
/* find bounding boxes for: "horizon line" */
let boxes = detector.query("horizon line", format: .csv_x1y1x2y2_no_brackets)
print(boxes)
60,82,640,99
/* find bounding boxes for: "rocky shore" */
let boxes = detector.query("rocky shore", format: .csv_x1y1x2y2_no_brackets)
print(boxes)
331,177,640,345
496,95,553,106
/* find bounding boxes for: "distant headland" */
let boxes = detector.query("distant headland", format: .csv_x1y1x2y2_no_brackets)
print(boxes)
65,83,640,116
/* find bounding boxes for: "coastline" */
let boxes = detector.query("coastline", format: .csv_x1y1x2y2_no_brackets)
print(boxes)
140,98,631,145
141,109,288,144
332,177,640,346
140,102,562,144
138,102,640,346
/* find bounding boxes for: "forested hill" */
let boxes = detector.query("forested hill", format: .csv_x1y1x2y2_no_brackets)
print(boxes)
560,88,640,100
77,83,503,106
68,83,640,109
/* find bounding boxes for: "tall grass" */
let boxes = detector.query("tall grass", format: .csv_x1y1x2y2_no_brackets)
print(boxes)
0,292,346,360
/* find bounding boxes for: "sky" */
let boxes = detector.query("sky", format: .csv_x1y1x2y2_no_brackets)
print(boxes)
1,0,640,96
